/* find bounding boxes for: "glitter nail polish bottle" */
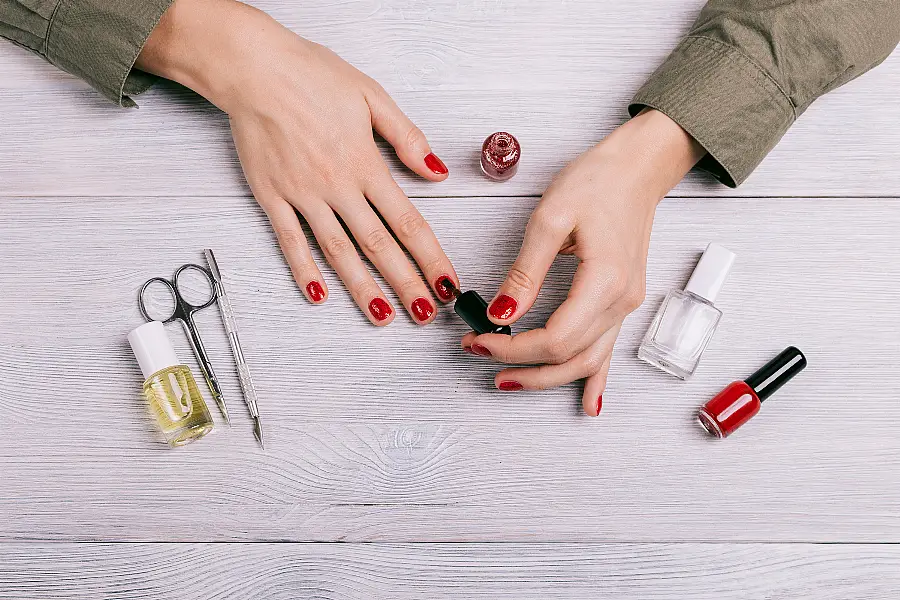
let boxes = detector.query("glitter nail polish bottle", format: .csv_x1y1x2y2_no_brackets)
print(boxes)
481,132,521,181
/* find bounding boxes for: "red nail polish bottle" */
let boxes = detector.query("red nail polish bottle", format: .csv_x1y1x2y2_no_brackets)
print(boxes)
481,132,520,181
698,347,807,438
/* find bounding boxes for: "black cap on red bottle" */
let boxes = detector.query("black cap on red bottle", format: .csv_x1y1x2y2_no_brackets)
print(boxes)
456,290,511,336
438,278,512,336
744,346,807,402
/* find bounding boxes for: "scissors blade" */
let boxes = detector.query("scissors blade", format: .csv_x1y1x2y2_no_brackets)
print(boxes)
215,393,231,426
178,318,231,426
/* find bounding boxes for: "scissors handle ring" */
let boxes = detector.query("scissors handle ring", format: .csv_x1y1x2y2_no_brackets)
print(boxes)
138,277,179,323
173,264,217,311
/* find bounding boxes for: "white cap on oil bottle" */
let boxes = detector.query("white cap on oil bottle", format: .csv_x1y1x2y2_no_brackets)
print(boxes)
127,321,180,379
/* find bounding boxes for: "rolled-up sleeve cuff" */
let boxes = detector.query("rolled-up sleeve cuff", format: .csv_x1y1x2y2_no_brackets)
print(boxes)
45,0,175,107
628,36,796,188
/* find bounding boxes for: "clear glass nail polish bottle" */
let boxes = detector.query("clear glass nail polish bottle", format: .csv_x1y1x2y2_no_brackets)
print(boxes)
128,321,214,446
638,243,736,379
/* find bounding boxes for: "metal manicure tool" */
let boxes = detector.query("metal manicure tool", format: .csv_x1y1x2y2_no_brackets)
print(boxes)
204,249,265,448
139,264,231,426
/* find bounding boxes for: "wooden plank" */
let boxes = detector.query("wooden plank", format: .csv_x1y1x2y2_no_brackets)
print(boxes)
1,543,899,599
0,0,897,198
1,195,899,542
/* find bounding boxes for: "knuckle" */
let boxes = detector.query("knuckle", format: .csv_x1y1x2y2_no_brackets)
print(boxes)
582,352,606,375
604,269,629,299
366,78,387,98
529,378,550,391
274,226,306,250
529,207,570,237
361,228,392,255
394,277,421,297
396,210,428,239
420,256,446,277
355,156,382,183
545,334,574,363
405,126,427,151
530,371,558,391
350,280,380,302
321,235,354,262
506,266,537,294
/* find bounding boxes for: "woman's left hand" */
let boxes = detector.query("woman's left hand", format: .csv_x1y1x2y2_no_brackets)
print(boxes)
462,109,705,416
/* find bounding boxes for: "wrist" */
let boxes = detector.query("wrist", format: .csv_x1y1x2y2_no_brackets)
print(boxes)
135,0,272,111
603,109,706,204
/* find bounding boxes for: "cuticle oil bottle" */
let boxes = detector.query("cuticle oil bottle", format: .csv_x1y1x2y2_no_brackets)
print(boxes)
128,321,214,446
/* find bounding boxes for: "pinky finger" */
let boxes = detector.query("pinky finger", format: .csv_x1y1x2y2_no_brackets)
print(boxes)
582,354,612,418
266,200,328,304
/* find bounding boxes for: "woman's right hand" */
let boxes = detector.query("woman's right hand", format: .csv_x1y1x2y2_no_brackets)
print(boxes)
137,0,458,326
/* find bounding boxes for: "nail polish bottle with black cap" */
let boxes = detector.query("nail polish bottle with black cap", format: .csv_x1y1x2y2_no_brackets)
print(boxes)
439,279,511,335
698,346,807,438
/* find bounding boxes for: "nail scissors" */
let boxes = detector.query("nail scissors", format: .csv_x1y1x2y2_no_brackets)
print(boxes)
138,264,230,425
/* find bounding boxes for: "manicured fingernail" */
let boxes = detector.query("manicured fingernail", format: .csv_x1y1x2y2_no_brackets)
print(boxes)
463,346,477,355
411,297,435,323
596,394,603,416
306,281,326,303
489,294,517,320
424,153,449,175
435,275,457,302
369,298,393,321
470,343,492,358
498,381,524,391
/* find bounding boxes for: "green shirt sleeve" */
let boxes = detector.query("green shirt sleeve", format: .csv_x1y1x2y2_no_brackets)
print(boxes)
0,0,174,107
629,0,900,187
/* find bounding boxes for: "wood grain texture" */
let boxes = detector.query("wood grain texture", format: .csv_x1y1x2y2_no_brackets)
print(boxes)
0,0,898,198
1,543,899,599
2,195,899,542
2,1,900,585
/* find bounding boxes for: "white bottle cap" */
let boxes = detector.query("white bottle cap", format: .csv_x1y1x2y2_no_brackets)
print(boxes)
684,243,736,303
128,321,181,379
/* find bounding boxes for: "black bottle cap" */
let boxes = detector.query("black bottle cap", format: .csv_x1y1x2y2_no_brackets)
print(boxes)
455,290,511,336
744,346,807,402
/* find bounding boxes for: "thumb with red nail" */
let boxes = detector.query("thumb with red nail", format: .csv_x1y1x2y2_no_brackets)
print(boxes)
461,109,705,415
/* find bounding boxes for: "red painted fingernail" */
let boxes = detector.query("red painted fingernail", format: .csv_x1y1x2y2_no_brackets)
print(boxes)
470,343,492,358
306,281,325,303
463,346,477,355
498,381,524,392
489,294,517,320
369,298,393,321
424,153,449,175
596,394,603,416
435,275,457,302
411,297,435,323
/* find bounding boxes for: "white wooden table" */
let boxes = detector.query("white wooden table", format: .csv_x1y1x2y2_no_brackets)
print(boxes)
1,1,899,597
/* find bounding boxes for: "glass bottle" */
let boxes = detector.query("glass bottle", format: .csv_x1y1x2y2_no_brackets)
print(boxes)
481,132,521,181
638,243,736,379
128,321,214,446
698,346,807,438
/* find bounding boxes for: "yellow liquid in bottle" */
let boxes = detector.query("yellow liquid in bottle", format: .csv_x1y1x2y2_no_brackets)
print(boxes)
143,365,214,446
